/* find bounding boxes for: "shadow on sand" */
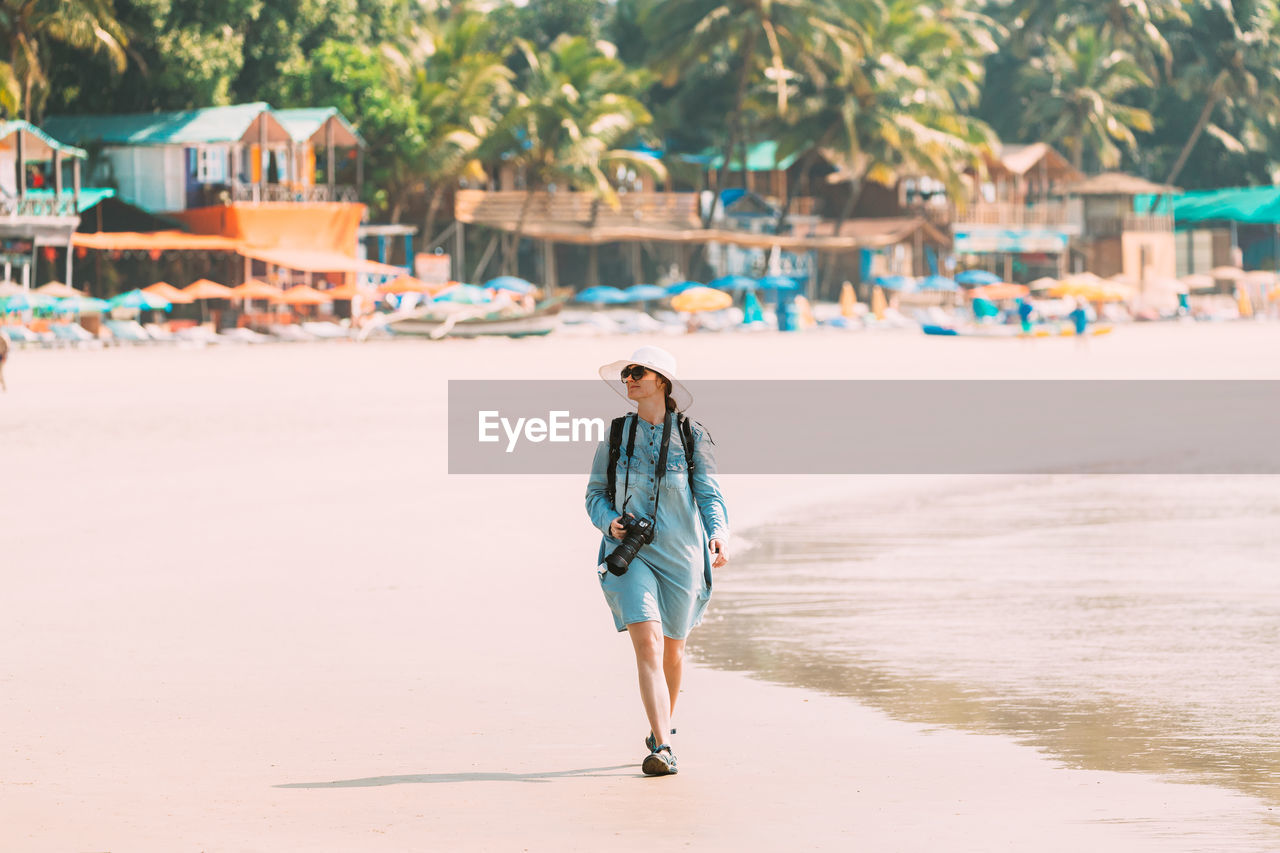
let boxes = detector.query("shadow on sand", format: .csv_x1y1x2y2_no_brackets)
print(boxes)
276,765,636,788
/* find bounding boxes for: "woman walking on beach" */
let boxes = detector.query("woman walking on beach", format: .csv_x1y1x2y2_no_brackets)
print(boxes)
585,346,729,777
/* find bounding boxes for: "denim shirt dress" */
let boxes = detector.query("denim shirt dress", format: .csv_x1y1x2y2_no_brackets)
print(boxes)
585,412,729,639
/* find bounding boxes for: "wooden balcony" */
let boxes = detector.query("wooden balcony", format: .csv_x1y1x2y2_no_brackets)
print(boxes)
455,189,700,230
231,182,359,203
0,195,80,218
951,199,1084,232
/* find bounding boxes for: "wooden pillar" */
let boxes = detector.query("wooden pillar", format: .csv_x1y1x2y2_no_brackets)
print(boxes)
454,220,465,282
53,150,62,197
258,118,268,196
543,240,557,289
73,158,81,208
326,122,336,196
15,130,25,199
65,243,73,286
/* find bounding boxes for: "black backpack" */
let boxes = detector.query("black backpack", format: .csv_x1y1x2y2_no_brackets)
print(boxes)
604,413,704,507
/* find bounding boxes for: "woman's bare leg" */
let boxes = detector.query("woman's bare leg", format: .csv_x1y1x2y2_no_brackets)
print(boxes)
627,621,671,747
663,636,685,718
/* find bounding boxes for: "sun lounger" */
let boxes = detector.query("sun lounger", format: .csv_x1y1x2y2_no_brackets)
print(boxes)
300,321,350,340
218,327,273,344
1,325,51,348
268,324,314,342
175,325,221,345
105,320,154,344
51,323,105,349
143,323,179,343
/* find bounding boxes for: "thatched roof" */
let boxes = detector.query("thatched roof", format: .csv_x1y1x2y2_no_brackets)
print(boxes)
1062,172,1180,196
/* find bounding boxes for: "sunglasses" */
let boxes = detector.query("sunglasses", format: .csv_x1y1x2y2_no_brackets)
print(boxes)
620,365,651,381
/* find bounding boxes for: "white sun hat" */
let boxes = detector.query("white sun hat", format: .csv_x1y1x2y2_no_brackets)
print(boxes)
598,345,693,412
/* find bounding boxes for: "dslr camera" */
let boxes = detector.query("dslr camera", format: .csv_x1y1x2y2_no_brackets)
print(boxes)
604,513,655,576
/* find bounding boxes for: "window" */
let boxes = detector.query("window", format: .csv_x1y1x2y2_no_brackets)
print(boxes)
196,146,227,183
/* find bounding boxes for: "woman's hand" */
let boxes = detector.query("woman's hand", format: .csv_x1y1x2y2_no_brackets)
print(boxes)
708,538,728,568
608,515,629,540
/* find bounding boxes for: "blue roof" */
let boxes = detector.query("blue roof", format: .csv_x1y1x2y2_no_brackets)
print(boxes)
0,120,86,158
273,107,365,147
42,103,290,147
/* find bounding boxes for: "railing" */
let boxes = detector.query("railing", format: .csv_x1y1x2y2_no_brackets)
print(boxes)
455,189,701,229
231,183,360,203
1084,214,1175,238
951,199,1084,230
0,195,80,218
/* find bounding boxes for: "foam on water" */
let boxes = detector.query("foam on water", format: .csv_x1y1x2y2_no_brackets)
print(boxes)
693,475,1280,809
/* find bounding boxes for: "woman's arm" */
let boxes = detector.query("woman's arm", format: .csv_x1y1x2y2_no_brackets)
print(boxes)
585,439,620,536
689,423,728,542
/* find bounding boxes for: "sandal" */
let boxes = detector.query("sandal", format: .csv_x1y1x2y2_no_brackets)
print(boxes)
642,743,678,776
645,728,676,754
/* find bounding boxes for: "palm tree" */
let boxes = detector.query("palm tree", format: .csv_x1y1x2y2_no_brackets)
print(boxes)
486,35,666,275
391,7,516,244
776,0,994,230
1020,28,1153,171
638,0,865,226
0,0,127,120
1155,0,1280,193
1003,0,1187,77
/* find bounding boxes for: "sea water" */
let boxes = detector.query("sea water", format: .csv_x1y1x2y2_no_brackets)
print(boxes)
693,476,1280,808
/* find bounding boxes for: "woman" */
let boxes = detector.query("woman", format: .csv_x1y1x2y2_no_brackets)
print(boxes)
585,346,729,777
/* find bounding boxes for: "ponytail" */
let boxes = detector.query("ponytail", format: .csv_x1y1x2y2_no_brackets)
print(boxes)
658,374,677,412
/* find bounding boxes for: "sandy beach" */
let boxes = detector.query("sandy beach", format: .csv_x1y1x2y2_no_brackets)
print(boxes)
3,324,1280,851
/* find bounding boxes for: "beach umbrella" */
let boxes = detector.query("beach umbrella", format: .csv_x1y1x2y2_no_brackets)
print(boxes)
665,280,705,295
145,281,194,303
380,274,435,294
709,275,757,292
955,270,1002,286
575,286,629,304
1181,273,1215,291
184,279,235,300
228,279,279,300
1210,266,1246,280
483,275,535,295
839,282,857,317
969,283,1029,301
1,292,59,313
671,286,732,313
918,275,958,291
109,289,171,311
1049,279,1131,302
0,281,24,297
623,284,669,302
273,285,333,306
434,283,492,304
53,295,110,315
870,285,887,320
873,274,914,291
756,275,800,292
1027,276,1059,291
1242,270,1277,285
34,281,87,299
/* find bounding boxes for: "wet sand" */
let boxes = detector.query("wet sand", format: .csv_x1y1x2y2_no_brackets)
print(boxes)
2,324,1279,850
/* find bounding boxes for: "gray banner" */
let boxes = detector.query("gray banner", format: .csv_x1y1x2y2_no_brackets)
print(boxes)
448,380,1280,475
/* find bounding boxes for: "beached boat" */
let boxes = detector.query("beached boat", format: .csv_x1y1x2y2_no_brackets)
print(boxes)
383,297,565,339
922,323,1114,338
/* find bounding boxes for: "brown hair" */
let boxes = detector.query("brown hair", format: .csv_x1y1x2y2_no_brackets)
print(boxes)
657,373,676,412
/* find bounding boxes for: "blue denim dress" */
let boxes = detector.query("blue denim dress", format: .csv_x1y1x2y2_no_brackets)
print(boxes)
585,412,729,639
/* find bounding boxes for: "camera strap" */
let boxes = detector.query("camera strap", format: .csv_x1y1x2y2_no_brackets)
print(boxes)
620,412,673,536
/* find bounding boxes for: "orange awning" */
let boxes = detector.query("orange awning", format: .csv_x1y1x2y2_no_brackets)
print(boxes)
326,282,374,300
229,279,280,299
239,246,405,276
72,231,244,251
144,281,193,303
378,274,439,294
184,279,235,300
273,285,332,305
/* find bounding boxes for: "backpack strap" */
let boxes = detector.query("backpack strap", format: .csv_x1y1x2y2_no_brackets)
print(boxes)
605,415,627,507
678,414,696,492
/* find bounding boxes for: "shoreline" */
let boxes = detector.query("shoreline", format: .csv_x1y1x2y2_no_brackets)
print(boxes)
4,327,1280,850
